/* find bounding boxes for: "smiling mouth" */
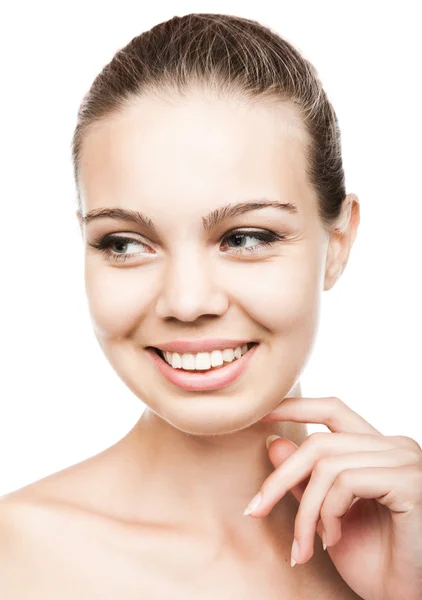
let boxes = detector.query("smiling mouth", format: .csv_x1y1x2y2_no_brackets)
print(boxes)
150,342,258,372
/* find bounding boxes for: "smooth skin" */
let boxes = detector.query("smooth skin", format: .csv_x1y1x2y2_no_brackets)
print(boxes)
4,88,417,598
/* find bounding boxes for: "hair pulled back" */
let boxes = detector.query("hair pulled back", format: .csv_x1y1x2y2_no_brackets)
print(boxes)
72,13,347,232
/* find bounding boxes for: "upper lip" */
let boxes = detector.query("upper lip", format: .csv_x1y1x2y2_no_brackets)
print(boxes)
149,339,257,353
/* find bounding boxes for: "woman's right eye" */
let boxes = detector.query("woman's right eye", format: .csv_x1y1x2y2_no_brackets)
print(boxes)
88,235,152,262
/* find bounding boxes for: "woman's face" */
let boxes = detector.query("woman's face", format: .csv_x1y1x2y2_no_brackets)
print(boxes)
77,90,335,435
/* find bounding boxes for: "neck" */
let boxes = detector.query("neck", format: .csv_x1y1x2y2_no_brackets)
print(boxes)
118,380,306,553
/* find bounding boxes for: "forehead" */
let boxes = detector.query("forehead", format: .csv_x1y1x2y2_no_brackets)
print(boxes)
78,90,316,220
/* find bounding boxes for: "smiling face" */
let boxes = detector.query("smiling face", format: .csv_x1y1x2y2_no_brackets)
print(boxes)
76,89,333,435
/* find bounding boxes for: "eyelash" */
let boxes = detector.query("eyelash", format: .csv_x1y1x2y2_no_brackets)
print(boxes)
88,230,287,263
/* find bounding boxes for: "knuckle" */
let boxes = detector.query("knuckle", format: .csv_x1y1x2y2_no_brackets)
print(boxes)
304,432,326,456
415,465,422,483
327,396,345,427
306,431,325,446
336,468,353,487
402,448,422,465
417,468,422,492
403,466,422,501
411,460,422,477
391,435,422,452
313,456,335,478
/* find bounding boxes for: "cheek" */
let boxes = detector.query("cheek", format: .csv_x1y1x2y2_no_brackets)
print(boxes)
85,247,323,341
85,265,150,340
229,254,322,334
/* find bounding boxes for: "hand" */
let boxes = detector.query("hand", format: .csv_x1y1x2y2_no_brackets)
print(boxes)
243,396,422,600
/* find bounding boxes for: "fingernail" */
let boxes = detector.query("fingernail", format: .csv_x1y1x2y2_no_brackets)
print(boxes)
291,538,299,567
322,529,327,551
243,491,262,516
266,434,281,449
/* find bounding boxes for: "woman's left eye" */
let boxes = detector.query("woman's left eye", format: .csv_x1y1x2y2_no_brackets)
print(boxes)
88,229,287,263
221,230,287,254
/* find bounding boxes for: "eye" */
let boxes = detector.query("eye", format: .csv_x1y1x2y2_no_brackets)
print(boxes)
221,229,287,255
88,234,151,262
88,228,288,263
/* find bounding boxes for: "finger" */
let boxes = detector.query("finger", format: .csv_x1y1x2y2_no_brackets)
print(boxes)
251,433,399,518
261,396,382,436
292,448,419,564
321,464,422,548
267,437,310,503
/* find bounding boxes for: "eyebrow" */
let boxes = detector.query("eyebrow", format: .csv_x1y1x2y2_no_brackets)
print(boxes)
80,199,298,233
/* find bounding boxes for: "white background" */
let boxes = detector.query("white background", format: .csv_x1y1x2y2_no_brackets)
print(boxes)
1,1,421,496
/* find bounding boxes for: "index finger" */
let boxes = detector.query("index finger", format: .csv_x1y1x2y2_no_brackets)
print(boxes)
261,396,383,435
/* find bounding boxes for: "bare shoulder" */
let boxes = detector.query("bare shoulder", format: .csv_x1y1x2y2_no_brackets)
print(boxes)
0,490,167,599
0,494,54,597
0,492,48,546
0,453,121,597
0,489,85,537
0,491,126,599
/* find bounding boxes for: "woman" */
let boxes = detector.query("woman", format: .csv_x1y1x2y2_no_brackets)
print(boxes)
1,13,421,599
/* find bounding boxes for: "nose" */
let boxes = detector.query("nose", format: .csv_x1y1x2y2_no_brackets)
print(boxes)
155,249,229,322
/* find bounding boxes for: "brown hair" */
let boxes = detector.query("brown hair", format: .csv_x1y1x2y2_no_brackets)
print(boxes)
72,13,347,232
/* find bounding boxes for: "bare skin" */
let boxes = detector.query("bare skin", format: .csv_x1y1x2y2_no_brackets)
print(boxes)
0,402,362,598
1,89,362,597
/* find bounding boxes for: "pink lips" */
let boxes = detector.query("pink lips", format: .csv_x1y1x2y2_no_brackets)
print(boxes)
145,344,259,391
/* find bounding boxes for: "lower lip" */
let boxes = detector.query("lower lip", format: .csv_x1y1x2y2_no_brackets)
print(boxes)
145,344,259,391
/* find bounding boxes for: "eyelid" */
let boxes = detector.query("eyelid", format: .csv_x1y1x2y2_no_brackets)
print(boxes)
90,232,148,246
91,227,287,246
88,226,289,263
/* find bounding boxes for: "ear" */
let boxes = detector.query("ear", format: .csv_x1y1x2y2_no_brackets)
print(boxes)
324,193,360,291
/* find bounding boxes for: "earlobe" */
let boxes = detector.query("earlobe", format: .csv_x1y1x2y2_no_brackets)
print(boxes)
323,225,348,291
323,231,342,291
323,193,360,291
323,262,341,291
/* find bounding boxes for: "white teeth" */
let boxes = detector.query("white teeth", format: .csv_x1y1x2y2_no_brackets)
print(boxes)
210,350,224,367
164,351,181,368
161,344,252,370
181,353,196,370
222,348,234,362
195,352,211,370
